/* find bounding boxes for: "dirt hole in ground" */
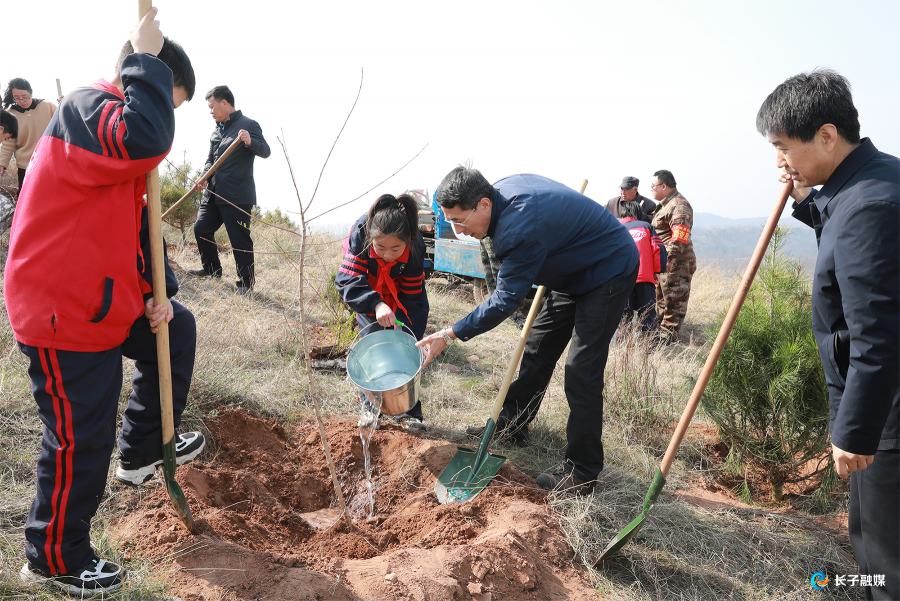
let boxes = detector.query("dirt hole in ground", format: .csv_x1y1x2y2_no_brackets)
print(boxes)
115,409,598,600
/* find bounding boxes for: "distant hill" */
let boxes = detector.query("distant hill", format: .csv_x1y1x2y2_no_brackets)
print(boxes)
693,212,773,229
691,213,818,272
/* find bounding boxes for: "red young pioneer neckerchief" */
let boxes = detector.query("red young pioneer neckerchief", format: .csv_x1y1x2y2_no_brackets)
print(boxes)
366,244,411,324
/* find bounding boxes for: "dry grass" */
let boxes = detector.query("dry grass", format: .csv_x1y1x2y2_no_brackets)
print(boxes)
0,224,860,600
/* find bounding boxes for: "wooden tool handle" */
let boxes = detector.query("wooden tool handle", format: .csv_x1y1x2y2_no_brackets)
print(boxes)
146,164,176,447
487,178,588,423
161,137,243,219
56,79,62,98
658,181,794,478
139,0,175,448
489,285,546,422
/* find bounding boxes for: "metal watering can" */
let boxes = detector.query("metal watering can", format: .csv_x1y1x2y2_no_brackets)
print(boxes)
346,322,424,416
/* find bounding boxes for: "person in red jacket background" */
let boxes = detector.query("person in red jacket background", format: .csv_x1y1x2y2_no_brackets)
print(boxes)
619,199,667,334
3,10,203,597
335,193,430,432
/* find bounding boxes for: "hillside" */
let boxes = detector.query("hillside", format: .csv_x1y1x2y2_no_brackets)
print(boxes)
693,212,818,271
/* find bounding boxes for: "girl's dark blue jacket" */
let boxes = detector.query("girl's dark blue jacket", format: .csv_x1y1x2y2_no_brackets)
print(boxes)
335,214,429,336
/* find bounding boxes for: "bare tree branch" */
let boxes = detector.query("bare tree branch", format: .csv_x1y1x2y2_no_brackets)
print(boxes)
304,69,364,215
307,143,429,224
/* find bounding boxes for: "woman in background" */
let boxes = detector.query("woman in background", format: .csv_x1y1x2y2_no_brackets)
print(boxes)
1,78,57,191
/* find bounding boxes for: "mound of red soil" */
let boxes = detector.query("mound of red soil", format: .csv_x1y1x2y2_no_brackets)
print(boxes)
115,409,597,600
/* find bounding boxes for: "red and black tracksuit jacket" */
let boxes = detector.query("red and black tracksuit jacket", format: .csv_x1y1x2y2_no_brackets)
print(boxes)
4,54,191,576
619,217,667,282
336,214,429,339
4,54,178,352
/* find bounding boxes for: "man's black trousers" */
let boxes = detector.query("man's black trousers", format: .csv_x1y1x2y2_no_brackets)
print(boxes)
18,301,195,576
194,201,255,285
499,265,637,481
623,281,658,333
849,449,899,600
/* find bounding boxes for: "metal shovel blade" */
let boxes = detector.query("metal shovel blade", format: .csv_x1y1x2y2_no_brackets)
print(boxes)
434,447,507,504
162,438,197,534
594,512,648,564
435,418,506,504
593,468,665,565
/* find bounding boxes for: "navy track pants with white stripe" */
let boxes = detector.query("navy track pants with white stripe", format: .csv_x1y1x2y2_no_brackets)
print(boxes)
18,300,196,575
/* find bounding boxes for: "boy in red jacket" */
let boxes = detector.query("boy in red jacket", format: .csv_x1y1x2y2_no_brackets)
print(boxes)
619,200,667,334
4,10,202,597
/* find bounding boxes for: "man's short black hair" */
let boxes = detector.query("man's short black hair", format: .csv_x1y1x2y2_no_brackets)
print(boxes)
435,165,492,211
116,37,196,101
1,110,18,138
205,86,235,108
756,69,860,144
654,170,676,189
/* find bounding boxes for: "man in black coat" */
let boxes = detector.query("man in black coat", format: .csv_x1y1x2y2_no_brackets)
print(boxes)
758,69,899,600
189,85,270,293
605,176,655,221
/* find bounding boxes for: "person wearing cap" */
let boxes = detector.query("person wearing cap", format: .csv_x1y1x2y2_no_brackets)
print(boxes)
649,169,695,344
605,176,656,221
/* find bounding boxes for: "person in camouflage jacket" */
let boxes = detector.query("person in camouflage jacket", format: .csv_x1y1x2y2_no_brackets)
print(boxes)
649,170,695,343
479,236,526,326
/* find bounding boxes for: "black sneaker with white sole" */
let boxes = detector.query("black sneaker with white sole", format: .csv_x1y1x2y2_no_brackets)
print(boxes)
115,431,206,486
20,555,124,597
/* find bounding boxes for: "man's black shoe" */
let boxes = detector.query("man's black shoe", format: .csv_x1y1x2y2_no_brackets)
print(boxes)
465,424,530,447
187,266,222,278
236,280,253,295
535,464,596,494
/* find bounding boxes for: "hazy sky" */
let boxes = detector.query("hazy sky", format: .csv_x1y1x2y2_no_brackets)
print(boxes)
9,0,900,227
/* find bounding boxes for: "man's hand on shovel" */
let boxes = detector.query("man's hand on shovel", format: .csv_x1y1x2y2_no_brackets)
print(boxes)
777,167,813,202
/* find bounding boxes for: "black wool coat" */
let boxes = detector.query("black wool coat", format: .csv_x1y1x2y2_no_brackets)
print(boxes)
203,109,271,207
792,138,899,455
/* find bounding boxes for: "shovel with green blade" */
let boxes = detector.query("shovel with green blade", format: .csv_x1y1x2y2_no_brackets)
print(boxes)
434,284,547,504
593,181,794,564
434,179,589,504
140,0,197,534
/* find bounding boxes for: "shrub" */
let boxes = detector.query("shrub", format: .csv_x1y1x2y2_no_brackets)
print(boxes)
160,158,202,244
323,268,357,351
252,206,299,230
700,227,831,501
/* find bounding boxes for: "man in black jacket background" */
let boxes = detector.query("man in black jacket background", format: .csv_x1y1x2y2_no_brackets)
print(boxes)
605,176,655,221
189,85,270,293
758,69,899,600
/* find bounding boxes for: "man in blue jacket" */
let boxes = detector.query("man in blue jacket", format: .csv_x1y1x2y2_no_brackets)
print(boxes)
189,85,270,294
418,167,639,493
758,69,898,600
